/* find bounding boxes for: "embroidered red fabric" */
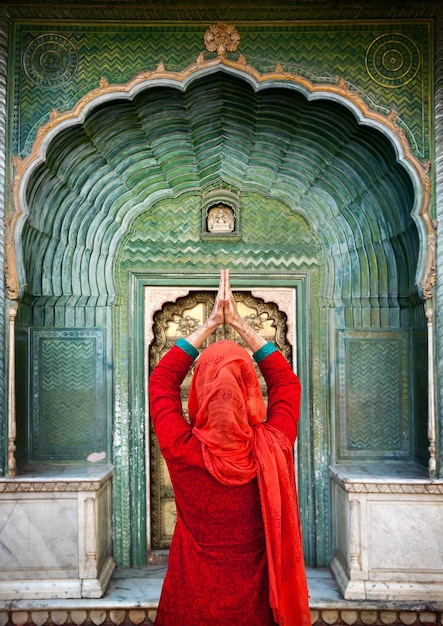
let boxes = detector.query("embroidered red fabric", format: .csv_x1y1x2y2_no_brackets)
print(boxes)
149,344,310,626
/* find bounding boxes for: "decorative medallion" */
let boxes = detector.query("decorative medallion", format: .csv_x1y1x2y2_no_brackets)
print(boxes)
23,33,78,87
204,22,240,57
365,33,420,88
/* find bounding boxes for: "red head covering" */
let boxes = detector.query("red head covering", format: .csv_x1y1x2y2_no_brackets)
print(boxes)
188,340,310,626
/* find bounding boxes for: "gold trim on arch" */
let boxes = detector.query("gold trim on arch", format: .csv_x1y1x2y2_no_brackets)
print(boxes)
8,52,434,301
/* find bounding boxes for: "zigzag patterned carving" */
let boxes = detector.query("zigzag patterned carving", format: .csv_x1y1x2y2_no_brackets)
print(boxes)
338,331,410,460
31,330,106,460
119,192,320,273
347,340,402,450
12,23,431,160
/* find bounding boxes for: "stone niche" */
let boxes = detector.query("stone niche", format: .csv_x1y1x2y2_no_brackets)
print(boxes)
0,464,115,600
330,463,443,601
201,188,241,240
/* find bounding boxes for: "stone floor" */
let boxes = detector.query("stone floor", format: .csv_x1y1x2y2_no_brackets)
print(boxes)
1,566,443,625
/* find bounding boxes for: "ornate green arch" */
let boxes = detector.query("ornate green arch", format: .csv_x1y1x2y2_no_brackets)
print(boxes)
8,56,433,306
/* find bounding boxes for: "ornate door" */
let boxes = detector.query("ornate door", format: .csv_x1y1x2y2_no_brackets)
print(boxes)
148,289,293,555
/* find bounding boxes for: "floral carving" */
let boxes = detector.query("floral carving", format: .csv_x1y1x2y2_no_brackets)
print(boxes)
204,22,240,56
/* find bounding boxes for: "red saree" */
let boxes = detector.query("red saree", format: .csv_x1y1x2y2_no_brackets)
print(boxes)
149,342,310,626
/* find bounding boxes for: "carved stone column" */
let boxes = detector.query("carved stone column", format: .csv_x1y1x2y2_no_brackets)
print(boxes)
434,5,443,478
0,8,9,476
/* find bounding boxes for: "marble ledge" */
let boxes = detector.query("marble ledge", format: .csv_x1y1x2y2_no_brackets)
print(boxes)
0,463,113,492
329,462,443,494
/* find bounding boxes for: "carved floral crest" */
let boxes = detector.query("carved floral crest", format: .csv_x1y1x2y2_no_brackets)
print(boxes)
204,22,240,57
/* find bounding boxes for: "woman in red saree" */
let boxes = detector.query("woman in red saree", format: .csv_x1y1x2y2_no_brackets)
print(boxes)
149,270,310,626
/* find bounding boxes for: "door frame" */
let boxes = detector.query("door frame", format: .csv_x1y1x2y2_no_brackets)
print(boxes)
130,270,315,564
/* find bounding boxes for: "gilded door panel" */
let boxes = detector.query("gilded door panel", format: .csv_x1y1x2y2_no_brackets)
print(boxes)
148,290,291,551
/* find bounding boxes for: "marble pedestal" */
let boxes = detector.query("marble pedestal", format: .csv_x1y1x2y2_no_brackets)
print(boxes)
330,463,443,602
0,464,115,600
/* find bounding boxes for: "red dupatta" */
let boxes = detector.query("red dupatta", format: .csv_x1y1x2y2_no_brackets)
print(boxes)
188,340,310,626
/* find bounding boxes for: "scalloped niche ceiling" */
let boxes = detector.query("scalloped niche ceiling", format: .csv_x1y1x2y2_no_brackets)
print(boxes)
20,70,419,305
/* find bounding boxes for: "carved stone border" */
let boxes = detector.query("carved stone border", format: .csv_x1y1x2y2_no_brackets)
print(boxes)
0,480,108,493
335,479,443,495
0,8,9,476
0,465,113,493
0,607,441,626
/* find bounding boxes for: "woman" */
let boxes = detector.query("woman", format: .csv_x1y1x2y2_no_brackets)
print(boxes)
149,270,310,626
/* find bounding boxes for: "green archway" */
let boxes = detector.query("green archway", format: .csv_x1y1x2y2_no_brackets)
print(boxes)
11,62,430,566
11,60,431,303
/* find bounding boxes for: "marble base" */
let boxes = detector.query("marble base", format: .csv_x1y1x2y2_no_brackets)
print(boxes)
0,464,115,600
330,463,443,602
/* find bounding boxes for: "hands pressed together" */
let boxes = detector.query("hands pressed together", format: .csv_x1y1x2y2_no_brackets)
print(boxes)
185,269,267,353
207,269,242,329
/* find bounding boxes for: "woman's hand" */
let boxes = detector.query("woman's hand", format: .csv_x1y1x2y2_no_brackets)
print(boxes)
207,268,228,328
184,270,226,349
183,269,267,353
223,270,267,353
222,269,242,327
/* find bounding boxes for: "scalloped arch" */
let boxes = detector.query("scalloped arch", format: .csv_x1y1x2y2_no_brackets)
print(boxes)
9,57,433,303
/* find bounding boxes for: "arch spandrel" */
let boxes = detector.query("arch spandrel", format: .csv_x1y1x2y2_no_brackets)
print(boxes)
8,54,433,304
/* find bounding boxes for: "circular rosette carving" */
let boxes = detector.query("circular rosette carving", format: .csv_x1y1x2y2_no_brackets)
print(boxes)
365,33,420,88
204,22,240,57
23,33,78,87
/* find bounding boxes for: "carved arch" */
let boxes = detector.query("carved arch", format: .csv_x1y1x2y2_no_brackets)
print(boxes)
8,55,433,303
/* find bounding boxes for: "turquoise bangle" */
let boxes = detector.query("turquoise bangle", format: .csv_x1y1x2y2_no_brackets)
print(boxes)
253,342,277,363
176,338,199,360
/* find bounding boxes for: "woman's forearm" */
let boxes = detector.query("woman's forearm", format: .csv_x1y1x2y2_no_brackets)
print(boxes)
184,317,220,350
184,315,267,354
229,316,267,353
